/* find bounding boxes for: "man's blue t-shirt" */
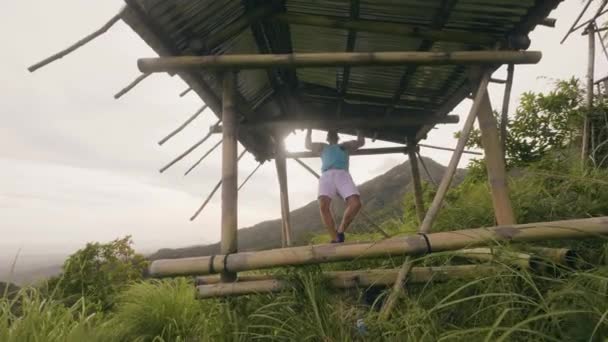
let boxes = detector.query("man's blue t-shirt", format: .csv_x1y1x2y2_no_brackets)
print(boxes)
321,144,349,172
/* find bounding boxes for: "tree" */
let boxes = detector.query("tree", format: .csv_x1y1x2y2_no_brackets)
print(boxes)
47,236,148,311
464,78,608,170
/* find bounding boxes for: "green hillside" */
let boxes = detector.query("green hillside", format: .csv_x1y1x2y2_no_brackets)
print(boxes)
149,157,466,260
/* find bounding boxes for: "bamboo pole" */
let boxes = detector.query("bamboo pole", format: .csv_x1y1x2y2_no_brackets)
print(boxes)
149,216,608,277
196,265,498,299
417,152,438,187
138,51,543,73
418,143,482,155
159,127,217,173
419,71,492,234
28,13,122,72
190,150,247,221
184,139,223,176
379,258,413,319
500,64,514,157
273,13,497,46
239,163,262,191
275,138,293,247
239,115,460,130
221,71,239,282
180,88,192,97
478,92,516,225
583,23,596,165
285,145,480,159
407,143,425,223
114,73,150,99
158,106,209,146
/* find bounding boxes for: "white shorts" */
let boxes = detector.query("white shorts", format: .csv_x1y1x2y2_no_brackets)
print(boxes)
318,169,360,200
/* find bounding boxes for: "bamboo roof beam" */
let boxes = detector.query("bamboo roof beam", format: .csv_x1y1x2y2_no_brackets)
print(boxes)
149,216,608,277
158,120,220,174
272,12,500,46
239,115,458,132
138,51,542,73
28,11,123,72
158,105,208,146
114,73,151,99
179,88,192,97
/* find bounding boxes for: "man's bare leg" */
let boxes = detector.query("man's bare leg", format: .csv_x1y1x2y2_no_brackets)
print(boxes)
338,195,362,233
318,196,338,241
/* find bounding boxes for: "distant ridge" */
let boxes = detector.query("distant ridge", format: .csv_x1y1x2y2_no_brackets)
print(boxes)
149,158,466,260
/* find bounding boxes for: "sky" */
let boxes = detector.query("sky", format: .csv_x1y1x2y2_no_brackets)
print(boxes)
1,0,606,266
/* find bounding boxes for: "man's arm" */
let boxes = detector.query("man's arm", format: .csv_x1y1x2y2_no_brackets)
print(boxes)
305,128,326,154
341,130,365,152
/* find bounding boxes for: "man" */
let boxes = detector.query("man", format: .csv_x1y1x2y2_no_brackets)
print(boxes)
305,128,364,243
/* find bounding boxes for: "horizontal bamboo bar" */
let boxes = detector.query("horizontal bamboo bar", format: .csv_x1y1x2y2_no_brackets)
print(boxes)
274,13,497,46
246,115,459,131
138,51,542,73
284,144,481,159
149,216,608,277
196,265,498,299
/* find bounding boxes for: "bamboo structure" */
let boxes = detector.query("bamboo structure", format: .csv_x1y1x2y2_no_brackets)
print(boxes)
185,139,223,176
221,72,238,283
190,150,247,221
500,64,515,156
28,13,122,72
196,265,498,299
158,105,208,146
238,115,459,131
273,13,498,46
148,216,608,277
138,51,542,73
275,138,293,247
419,71,492,234
583,23,596,164
477,92,516,225
285,145,480,159
114,73,150,99
159,122,219,173
407,142,425,223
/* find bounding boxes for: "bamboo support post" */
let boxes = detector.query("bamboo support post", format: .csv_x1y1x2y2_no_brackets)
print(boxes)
379,258,413,320
184,139,223,176
28,13,122,72
138,51,542,73
158,106,209,146
500,64,515,157
190,150,247,221
419,71,492,234
221,72,239,282
478,91,516,225
195,265,498,299
275,138,293,247
407,142,425,223
149,216,608,277
273,13,498,46
583,23,596,165
114,73,150,99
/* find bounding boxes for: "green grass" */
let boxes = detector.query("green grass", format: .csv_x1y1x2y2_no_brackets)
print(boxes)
3,156,608,341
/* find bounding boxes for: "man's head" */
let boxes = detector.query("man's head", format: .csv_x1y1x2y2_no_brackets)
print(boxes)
326,130,339,144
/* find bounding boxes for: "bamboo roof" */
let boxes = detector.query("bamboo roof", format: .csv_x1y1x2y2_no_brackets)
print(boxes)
122,0,562,160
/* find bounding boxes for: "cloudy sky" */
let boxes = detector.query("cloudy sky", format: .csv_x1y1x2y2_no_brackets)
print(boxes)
1,1,606,264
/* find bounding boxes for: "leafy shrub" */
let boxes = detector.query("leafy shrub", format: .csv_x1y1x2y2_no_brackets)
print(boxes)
47,236,148,311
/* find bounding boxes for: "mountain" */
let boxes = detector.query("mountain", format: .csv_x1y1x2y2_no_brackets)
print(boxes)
149,157,466,260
